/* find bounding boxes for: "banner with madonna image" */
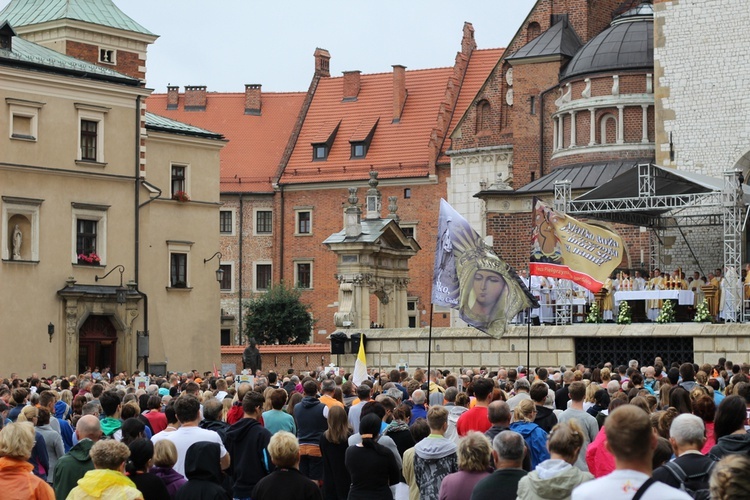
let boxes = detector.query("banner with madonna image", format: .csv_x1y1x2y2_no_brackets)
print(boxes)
530,199,624,293
432,199,537,338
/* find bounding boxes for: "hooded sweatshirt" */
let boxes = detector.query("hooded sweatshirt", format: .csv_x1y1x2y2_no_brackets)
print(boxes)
67,469,141,500
53,439,96,500
294,396,328,445
516,458,593,500
175,442,228,500
225,417,272,497
445,405,468,444
100,417,122,437
412,435,458,500
708,432,750,459
509,421,550,469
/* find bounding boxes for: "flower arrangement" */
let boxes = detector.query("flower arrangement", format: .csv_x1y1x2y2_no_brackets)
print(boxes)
694,298,712,322
77,252,100,265
586,302,602,323
616,300,632,324
656,299,675,324
172,190,190,202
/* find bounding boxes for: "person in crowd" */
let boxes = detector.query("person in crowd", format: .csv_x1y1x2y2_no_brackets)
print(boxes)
39,390,74,452
225,391,272,497
470,431,527,500
403,406,458,500
17,405,49,480
409,389,428,424
100,390,124,439
150,439,186,498
709,454,750,500
517,420,593,499
262,388,296,435
708,394,750,459
174,442,228,500
555,370,575,411
319,405,351,500
557,381,599,472
295,380,328,483
484,400,532,471
67,439,142,500
251,431,322,500
7,388,28,423
0,422,55,499
438,431,491,500
345,413,400,500
691,394,716,453
587,389,610,425
669,387,693,414
530,381,557,433
319,379,344,409
54,414,101,499
457,378,494,436
151,395,230,479
571,405,691,500
226,383,252,426
509,399,549,469
143,396,168,435
121,418,147,446
507,378,532,411
383,400,416,457
652,414,714,497
348,383,372,434
126,438,170,500
199,399,230,443
35,407,64,485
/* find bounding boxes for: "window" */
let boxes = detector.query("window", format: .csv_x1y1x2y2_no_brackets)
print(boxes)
219,264,232,291
80,120,98,161
296,210,312,235
171,165,187,198
401,224,415,240
295,262,312,289
75,103,108,164
404,188,411,199
220,329,231,346
219,210,233,234
530,95,536,115
71,204,108,265
255,263,272,291
351,142,366,158
7,99,44,142
255,210,272,235
476,100,491,132
313,144,328,160
170,253,188,287
99,48,116,64
408,298,418,328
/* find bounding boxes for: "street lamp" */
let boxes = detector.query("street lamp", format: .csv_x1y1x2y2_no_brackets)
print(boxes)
95,264,127,304
48,323,54,343
204,252,224,283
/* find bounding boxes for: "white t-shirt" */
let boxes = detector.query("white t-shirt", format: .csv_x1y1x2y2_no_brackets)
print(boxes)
572,470,692,500
151,425,227,478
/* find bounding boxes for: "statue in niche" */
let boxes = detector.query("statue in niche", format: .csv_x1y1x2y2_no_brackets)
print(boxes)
12,224,22,260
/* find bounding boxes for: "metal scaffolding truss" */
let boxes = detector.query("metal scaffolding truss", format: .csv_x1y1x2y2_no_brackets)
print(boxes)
554,164,746,322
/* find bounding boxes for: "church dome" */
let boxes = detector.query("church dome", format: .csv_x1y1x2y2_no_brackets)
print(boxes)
562,2,653,80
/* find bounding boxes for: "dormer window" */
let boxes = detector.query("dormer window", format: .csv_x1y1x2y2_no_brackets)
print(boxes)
313,144,328,161
351,142,367,159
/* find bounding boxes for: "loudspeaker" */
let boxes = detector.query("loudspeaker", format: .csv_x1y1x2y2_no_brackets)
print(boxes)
350,332,366,354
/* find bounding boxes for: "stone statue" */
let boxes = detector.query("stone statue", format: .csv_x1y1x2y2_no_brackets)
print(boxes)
242,338,262,374
12,224,21,260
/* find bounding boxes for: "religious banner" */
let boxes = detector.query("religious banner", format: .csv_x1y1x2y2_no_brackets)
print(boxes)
432,199,537,338
530,199,624,293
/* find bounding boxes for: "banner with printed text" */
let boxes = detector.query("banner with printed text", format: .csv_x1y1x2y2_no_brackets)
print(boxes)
432,199,537,338
530,199,624,293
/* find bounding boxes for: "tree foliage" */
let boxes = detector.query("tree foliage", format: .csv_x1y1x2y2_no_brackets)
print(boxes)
244,282,314,345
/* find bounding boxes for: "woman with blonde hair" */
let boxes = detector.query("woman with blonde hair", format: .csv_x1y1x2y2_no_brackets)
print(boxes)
517,420,594,499
509,399,549,468
710,454,750,500
319,405,351,500
0,422,54,499
438,432,491,500
17,405,49,481
150,439,185,497
583,383,600,412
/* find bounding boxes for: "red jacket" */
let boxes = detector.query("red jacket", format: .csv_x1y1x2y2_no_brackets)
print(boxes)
586,426,615,478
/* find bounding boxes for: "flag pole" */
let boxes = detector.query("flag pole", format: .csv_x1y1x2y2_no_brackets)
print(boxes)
527,267,531,372
427,303,434,389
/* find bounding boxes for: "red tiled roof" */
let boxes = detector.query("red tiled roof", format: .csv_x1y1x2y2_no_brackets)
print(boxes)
147,92,306,193
447,48,505,142
222,344,330,354
282,67,455,184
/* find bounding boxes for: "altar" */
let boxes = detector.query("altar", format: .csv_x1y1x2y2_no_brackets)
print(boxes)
614,290,694,305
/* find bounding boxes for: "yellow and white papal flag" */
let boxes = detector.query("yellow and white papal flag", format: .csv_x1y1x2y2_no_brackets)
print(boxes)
352,337,368,386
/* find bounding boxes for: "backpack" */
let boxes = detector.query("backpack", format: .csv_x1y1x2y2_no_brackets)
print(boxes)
663,459,715,500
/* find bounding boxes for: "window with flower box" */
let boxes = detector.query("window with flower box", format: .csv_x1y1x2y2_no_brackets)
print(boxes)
171,164,189,200
71,204,107,266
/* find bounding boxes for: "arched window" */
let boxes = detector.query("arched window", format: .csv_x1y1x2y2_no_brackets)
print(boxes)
527,22,541,42
476,100,491,132
599,113,617,144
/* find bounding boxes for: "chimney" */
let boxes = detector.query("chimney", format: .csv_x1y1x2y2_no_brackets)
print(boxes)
167,85,179,110
392,65,407,123
342,71,361,101
314,48,331,77
461,22,476,55
184,85,207,111
245,84,262,115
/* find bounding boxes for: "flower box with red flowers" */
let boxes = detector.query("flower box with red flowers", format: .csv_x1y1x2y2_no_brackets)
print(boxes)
172,191,190,202
77,252,101,265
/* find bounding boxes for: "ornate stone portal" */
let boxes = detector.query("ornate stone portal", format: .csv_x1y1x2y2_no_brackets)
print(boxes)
324,172,420,329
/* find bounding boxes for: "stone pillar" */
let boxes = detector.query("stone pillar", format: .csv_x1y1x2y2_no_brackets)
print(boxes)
641,105,649,143
558,115,564,150
617,105,625,144
64,301,79,374
569,111,577,147
553,117,558,150
589,108,596,145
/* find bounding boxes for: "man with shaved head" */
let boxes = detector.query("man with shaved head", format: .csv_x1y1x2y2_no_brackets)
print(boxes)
53,414,102,499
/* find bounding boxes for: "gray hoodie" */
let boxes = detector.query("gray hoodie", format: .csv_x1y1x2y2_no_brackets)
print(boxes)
516,458,593,500
413,435,458,500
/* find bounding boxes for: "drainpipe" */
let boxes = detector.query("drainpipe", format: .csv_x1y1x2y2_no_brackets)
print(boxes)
134,95,149,374
238,194,244,344
539,84,559,179
279,184,285,281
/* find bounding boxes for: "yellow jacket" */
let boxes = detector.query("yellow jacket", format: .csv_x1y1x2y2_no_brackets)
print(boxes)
67,469,142,500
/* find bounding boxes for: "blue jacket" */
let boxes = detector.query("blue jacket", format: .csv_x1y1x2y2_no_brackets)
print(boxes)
510,421,549,469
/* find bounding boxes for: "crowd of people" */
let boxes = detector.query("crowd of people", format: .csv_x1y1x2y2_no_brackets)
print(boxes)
1,356,750,499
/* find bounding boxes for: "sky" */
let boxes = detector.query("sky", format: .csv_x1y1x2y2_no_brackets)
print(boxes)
114,0,537,94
